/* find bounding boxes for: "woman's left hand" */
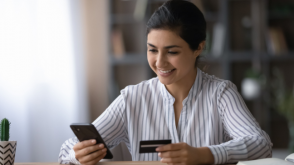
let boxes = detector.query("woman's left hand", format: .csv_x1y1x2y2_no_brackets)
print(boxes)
156,142,214,165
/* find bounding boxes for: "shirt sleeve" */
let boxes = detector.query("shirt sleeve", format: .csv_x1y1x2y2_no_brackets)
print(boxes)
92,94,128,149
207,81,273,164
58,137,80,164
58,94,127,164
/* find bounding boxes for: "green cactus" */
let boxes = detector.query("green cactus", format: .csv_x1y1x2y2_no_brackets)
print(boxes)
0,118,11,141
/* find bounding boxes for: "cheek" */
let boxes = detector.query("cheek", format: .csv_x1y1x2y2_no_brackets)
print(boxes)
170,56,186,68
147,54,156,67
172,55,195,70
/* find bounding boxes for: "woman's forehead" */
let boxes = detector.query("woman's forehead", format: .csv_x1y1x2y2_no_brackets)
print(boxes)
147,29,185,47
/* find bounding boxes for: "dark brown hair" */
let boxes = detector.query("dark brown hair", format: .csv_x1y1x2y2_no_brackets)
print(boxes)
146,0,206,67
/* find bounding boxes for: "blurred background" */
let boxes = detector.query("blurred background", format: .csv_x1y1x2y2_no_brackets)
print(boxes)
0,0,294,162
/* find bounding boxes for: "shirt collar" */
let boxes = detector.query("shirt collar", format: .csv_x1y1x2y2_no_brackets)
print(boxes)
160,68,203,105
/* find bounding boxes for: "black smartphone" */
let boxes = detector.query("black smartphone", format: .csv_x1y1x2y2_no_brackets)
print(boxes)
70,123,113,159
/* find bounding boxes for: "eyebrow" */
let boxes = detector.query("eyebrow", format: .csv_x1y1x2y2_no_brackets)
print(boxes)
147,43,181,49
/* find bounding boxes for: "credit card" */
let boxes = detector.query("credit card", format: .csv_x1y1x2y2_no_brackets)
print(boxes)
139,140,172,153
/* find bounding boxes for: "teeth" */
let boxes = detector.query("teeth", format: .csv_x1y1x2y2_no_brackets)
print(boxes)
159,69,173,73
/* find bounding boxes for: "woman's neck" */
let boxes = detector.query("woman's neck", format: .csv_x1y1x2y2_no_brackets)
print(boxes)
165,68,197,101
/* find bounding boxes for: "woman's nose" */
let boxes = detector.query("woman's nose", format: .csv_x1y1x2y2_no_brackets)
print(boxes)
156,53,167,68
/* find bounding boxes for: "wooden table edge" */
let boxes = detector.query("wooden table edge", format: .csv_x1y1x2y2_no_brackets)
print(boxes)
15,162,236,165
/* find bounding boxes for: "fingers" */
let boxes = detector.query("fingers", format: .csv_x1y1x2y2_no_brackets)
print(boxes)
73,139,96,151
157,143,191,165
74,143,105,161
79,148,107,164
81,144,105,156
158,149,187,158
82,151,107,165
156,142,187,152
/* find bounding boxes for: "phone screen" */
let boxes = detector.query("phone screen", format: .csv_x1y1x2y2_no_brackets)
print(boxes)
70,123,113,159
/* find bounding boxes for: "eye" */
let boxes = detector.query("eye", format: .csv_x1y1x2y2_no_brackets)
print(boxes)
168,51,178,55
148,49,158,53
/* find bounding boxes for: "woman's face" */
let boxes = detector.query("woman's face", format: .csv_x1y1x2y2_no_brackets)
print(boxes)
147,29,201,85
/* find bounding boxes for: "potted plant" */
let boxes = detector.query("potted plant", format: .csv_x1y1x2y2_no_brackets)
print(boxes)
0,118,17,165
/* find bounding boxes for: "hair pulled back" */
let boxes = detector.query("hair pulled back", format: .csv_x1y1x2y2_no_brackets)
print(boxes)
146,0,206,67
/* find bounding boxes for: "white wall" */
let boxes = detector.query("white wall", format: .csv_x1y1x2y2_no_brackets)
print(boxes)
0,0,88,162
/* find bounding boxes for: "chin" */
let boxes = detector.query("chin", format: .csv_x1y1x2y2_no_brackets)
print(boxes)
157,77,174,85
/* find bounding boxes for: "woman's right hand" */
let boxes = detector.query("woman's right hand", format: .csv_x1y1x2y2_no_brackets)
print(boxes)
73,139,107,165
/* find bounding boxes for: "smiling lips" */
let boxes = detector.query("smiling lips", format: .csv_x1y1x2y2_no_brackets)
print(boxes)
157,68,176,77
160,69,173,73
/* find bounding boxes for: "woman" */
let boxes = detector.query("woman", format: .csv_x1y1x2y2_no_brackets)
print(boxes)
58,0,272,164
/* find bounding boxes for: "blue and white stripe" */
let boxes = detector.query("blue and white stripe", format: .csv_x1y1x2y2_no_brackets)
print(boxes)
58,68,272,164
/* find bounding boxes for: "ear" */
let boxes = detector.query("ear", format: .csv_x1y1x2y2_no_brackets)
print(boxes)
193,41,206,58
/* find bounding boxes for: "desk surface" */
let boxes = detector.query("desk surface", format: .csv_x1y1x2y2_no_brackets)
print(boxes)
15,162,236,165
15,162,163,165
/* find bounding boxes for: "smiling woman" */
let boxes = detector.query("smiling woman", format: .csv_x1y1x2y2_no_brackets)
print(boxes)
59,0,272,165
147,30,203,86
148,28,205,81
146,29,206,130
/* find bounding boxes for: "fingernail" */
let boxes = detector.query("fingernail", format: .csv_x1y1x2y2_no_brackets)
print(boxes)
99,144,104,148
92,140,96,144
158,153,161,156
156,147,160,151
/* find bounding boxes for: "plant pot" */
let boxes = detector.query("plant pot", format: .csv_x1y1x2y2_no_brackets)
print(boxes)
0,141,17,165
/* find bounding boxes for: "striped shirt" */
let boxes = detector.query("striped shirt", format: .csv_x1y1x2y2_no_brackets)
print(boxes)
58,68,272,164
